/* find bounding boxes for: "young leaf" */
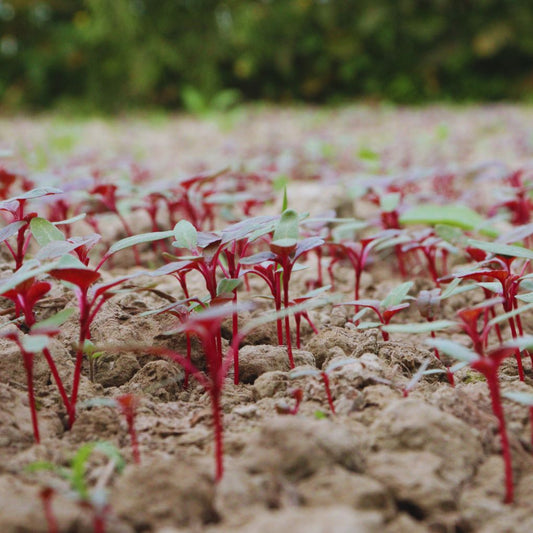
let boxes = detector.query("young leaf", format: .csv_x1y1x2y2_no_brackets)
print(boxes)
400,205,496,235
282,186,288,212
272,209,299,247
32,308,75,331
381,281,414,309
380,193,401,212
502,391,533,406
9,187,63,202
0,261,57,295
425,338,478,363
435,224,467,246
173,220,198,250
382,320,456,334
466,239,533,261
22,334,51,353
108,229,174,255
216,278,242,296
0,221,25,243
30,217,65,246
52,213,87,226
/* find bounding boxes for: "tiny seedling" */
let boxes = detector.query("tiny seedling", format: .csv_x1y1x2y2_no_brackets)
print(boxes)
28,441,125,533
289,358,357,414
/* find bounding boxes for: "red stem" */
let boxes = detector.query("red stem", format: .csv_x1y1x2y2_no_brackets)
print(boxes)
211,390,224,482
507,315,524,381
42,347,71,412
485,366,514,504
282,261,295,368
92,511,106,533
321,373,336,414
23,351,40,443
232,292,240,385
128,417,140,464
41,490,58,533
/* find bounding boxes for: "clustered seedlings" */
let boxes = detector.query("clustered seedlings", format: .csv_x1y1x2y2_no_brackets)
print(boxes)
0,155,531,533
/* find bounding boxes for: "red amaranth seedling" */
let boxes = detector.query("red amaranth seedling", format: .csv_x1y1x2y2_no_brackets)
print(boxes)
489,169,532,226
288,358,357,414
266,209,324,367
0,187,62,270
29,441,125,533
275,388,303,415
0,264,75,426
82,394,142,464
0,307,73,442
83,182,142,266
49,259,143,426
338,281,414,340
452,239,533,378
107,296,332,481
379,228,455,286
413,280,477,385
39,487,58,533
428,336,523,504
327,226,395,301
121,303,247,481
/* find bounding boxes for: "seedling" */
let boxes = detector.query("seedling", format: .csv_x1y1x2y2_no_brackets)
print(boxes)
49,259,144,426
289,358,357,414
0,187,62,270
28,441,125,533
427,337,520,503
81,394,141,464
266,209,324,367
338,281,414,340
275,388,303,415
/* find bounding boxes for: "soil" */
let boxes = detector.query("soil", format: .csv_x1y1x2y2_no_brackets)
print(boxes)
0,105,533,532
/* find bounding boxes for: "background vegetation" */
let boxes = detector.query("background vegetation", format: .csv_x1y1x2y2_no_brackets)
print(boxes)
2,0,533,111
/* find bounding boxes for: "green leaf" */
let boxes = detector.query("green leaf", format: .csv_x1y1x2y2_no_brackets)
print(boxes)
30,217,65,246
22,334,51,353
466,239,533,261
435,224,467,246
0,261,57,295
356,321,382,329
504,335,533,352
216,278,242,295
70,442,125,501
9,187,63,201
382,320,455,334
517,292,533,303
325,357,358,373
331,220,367,241
52,213,87,226
173,220,198,250
0,221,25,243
289,368,320,379
487,303,533,328
32,308,75,331
272,209,299,247
382,281,414,309
282,186,288,212
108,229,174,255
380,193,400,213
440,281,477,299
242,294,340,336
357,147,379,161
400,205,496,235
503,391,533,406
425,338,478,363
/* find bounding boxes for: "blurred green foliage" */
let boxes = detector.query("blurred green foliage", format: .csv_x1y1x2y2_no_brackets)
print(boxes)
2,0,533,111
